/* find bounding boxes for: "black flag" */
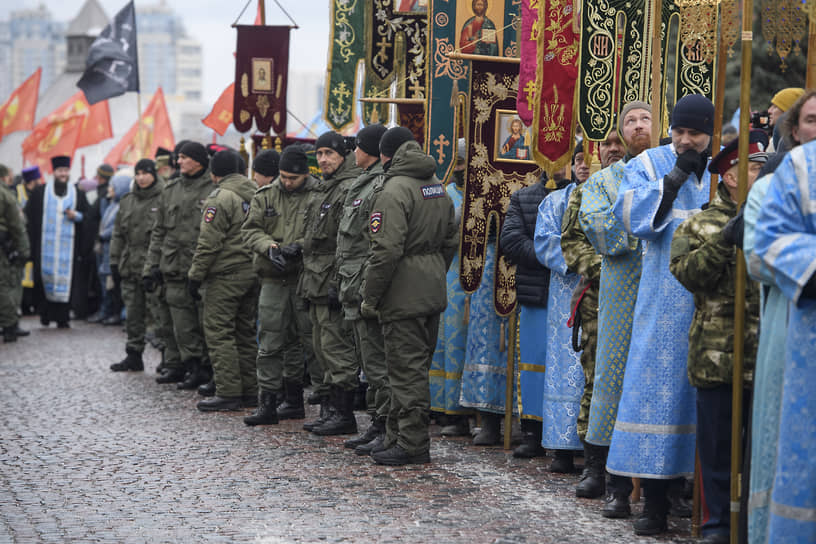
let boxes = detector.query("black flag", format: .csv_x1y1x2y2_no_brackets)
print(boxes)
77,1,139,105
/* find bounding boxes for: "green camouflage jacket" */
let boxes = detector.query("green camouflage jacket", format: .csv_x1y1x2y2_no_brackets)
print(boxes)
669,183,759,388
561,183,601,326
297,153,361,302
188,173,256,282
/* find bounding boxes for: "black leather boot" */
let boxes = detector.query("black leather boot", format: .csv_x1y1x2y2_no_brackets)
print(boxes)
633,481,669,536
197,379,216,397
513,429,547,459
243,390,278,426
3,326,18,343
602,474,633,518
345,417,384,449
156,365,186,384
473,412,501,446
548,450,576,472
312,387,358,435
276,379,305,420
303,399,335,431
177,358,210,390
576,442,607,498
110,348,144,371
197,395,242,412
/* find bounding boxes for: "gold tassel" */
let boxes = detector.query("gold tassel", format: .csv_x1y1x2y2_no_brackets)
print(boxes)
463,296,471,326
499,321,506,353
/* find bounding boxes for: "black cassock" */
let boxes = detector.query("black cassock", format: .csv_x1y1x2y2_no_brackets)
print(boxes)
24,181,92,325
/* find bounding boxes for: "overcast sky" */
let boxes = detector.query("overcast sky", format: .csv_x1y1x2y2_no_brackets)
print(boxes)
1,0,330,105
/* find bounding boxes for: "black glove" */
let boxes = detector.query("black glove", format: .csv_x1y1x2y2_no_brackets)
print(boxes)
268,246,287,272
675,149,704,176
281,242,303,259
142,275,155,293
150,265,163,286
721,208,745,248
327,286,341,311
187,278,202,301
110,264,121,287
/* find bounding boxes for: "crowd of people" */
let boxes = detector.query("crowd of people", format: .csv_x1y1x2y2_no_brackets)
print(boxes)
1,86,814,543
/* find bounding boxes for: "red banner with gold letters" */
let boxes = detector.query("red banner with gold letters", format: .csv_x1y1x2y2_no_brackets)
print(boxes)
531,0,579,176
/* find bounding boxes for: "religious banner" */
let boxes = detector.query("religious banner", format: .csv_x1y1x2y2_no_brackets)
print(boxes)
426,0,522,181
516,0,539,126
530,0,578,174
104,87,174,166
577,0,715,142
21,114,85,175
24,91,112,152
460,59,540,316
324,0,365,130
233,25,290,135
398,103,426,148
0,68,41,142
202,83,234,136
362,0,428,124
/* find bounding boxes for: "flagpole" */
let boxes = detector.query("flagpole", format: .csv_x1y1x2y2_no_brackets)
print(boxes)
136,92,143,160
650,0,663,148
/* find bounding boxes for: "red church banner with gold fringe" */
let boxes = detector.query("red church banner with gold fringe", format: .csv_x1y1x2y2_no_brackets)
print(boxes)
516,0,539,127
531,0,578,176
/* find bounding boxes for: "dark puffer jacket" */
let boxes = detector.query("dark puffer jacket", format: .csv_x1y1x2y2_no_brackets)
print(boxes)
500,181,550,307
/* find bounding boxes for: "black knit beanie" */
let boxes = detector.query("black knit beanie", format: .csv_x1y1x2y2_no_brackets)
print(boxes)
178,141,209,168
355,124,387,157
671,94,715,136
253,149,280,177
210,149,243,177
379,126,414,158
134,158,157,179
314,131,347,156
278,146,309,174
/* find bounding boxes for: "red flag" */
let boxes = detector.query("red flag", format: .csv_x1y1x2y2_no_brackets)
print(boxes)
104,88,175,167
24,91,113,152
0,68,42,141
21,113,85,174
201,83,235,136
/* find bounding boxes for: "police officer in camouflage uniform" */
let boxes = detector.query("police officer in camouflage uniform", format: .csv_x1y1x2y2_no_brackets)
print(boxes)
144,141,213,388
299,131,362,436
335,124,391,452
188,150,260,412
561,132,622,499
242,146,318,426
361,127,458,465
669,131,766,544
109,159,166,371
1,176,29,343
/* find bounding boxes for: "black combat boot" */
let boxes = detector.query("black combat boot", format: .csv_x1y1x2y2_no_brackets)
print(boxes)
177,358,211,390
633,480,669,535
312,387,358,436
197,379,216,397
371,444,430,466
472,412,501,446
513,422,546,458
3,326,18,343
156,365,186,384
303,399,335,431
110,348,144,371
276,378,305,420
243,390,278,426
602,474,633,518
197,395,242,412
548,450,576,472
345,417,384,449
575,442,607,498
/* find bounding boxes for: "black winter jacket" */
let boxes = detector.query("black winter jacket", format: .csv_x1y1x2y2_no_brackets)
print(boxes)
500,182,550,307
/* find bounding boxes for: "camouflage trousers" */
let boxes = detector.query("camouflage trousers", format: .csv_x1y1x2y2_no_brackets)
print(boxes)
0,259,17,328
577,290,599,441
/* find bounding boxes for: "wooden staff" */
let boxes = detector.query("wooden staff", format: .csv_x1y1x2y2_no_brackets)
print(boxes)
730,1,754,542
808,17,816,88
503,309,518,450
650,0,663,148
709,5,732,202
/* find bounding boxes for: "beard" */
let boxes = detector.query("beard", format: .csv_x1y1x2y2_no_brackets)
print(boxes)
627,133,651,157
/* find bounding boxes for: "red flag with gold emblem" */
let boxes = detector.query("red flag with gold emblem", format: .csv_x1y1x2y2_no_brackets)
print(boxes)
531,0,579,175
0,68,42,142
21,113,85,174
24,91,113,152
201,83,234,136
104,87,175,166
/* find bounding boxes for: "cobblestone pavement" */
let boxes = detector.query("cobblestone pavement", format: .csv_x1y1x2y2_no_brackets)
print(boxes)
0,316,698,543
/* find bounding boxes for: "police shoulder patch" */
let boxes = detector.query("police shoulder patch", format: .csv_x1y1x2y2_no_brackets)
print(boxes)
204,206,217,223
370,211,382,233
420,184,445,199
